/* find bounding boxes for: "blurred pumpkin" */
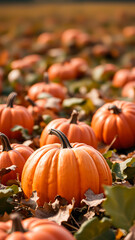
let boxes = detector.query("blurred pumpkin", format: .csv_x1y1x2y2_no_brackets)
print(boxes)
40,110,97,149
121,81,135,99
11,54,41,70
112,68,135,87
91,100,135,149
22,129,112,206
28,72,67,101
0,132,34,184
0,213,75,240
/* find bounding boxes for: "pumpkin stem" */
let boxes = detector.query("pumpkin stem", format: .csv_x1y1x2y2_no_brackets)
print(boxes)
43,72,49,84
108,105,122,114
48,129,72,149
10,213,26,233
25,96,37,107
0,133,12,151
6,92,17,108
69,110,79,124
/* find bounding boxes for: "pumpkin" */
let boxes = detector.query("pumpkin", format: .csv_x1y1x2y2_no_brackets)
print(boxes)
0,132,34,184
25,96,58,121
0,92,34,139
91,100,135,149
22,129,112,206
40,110,97,148
48,58,88,82
121,81,135,99
112,68,135,88
0,68,3,94
11,54,41,70
28,72,67,101
61,28,90,49
0,213,75,240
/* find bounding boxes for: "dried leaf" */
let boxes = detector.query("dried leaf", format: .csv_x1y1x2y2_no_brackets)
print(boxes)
0,165,17,178
21,191,39,210
81,189,104,208
125,224,135,240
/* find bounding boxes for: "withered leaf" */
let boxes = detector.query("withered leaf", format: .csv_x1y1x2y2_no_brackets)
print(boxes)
21,191,39,210
81,189,105,208
0,165,17,178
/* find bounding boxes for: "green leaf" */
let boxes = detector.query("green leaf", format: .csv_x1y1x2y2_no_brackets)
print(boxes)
112,158,135,181
63,98,86,108
75,217,115,240
103,185,135,231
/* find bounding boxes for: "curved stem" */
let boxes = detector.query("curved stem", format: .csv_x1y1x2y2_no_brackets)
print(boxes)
108,105,122,114
25,96,37,107
10,213,26,233
6,92,17,108
69,110,78,124
48,129,72,149
43,72,49,84
0,133,12,151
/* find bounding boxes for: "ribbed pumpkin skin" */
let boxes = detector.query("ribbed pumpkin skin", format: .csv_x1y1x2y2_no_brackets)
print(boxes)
0,217,75,240
40,118,97,149
21,142,112,206
28,82,66,101
0,104,34,139
0,143,34,184
91,100,135,149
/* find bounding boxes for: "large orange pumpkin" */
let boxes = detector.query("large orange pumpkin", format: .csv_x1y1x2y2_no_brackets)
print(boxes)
40,110,97,149
0,213,75,240
22,129,112,206
0,92,34,139
28,73,67,101
0,132,34,184
91,100,135,149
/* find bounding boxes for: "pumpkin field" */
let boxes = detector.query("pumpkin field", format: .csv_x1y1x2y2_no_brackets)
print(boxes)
0,2,135,239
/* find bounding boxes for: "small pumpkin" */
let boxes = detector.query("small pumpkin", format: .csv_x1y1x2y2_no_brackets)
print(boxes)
28,72,67,101
112,68,135,88
1,213,75,240
48,58,88,82
0,92,34,139
121,81,135,99
91,100,135,149
0,132,34,184
22,129,112,206
40,110,97,148
11,54,41,70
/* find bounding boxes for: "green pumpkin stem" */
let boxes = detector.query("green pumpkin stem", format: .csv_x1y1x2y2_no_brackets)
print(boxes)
7,92,17,108
0,133,12,151
10,213,26,233
108,105,122,114
25,96,37,107
48,129,72,149
69,110,78,124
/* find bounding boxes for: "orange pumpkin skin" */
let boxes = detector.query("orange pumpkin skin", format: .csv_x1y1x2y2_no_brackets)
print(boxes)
11,54,41,70
28,82,66,101
48,62,76,82
112,68,135,88
91,100,135,149
1,215,75,240
122,81,135,99
0,133,34,184
40,110,97,149
22,129,112,206
0,92,34,140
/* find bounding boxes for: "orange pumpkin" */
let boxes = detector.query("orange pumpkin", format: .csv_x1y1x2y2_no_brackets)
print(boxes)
28,72,67,101
0,92,34,139
40,110,97,148
48,58,88,82
22,129,112,206
11,54,41,70
112,68,135,88
91,100,135,149
121,81,135,99
0,133,34,184
0,213,75,240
